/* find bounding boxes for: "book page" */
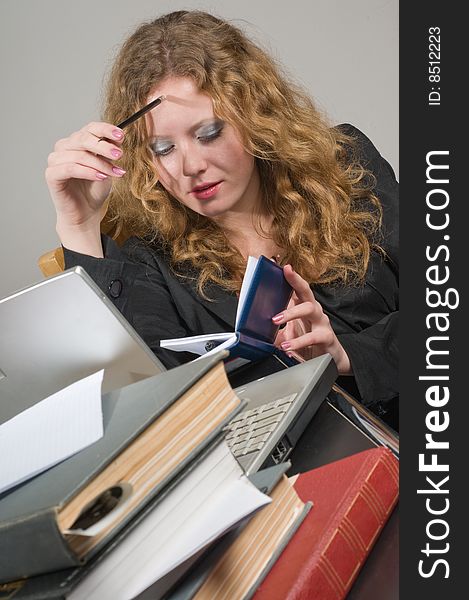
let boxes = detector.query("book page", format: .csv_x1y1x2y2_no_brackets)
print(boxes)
194,335,238,360
236,256,258,329
160,332,234,355
0,370,104,494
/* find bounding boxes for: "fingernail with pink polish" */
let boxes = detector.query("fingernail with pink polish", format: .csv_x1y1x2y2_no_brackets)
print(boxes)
281,341,291,350
96,172,108,180
112,129,124,139
272,313,284,323
111,148,122,158
112,166,126,176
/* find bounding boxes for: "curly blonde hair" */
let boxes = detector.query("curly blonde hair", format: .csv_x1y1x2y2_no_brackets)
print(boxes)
103,10,382,295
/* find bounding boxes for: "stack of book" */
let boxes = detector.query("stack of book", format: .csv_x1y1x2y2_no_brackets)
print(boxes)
164,446,399,600
0,352,271,598
0,350,399,600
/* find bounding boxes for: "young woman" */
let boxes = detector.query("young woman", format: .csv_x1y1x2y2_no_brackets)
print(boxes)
45,11,398,422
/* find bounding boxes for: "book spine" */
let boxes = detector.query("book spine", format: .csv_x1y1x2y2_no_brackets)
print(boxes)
253,448,398,600
234,334,298,367
0,509,80,583
292,450,398,600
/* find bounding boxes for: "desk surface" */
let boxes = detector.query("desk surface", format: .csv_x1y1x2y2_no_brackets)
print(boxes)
288,395,399,600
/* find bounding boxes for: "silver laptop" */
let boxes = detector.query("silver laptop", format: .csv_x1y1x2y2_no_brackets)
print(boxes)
0,267,337,473
0,267,164,424
229,354,337,474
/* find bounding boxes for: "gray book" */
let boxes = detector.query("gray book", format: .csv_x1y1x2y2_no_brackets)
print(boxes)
0,351,242,583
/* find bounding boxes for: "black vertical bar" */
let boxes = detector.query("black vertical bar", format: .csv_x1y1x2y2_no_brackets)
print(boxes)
400,3,465,597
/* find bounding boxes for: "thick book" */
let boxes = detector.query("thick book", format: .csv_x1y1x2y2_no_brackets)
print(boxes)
160,255,297,367
0,461,287,600
0,352,242,583
66,441,271,600
253,447,399,600
164,463,311,600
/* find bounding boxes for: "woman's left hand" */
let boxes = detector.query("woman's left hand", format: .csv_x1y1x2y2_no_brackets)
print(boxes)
273,265,352,375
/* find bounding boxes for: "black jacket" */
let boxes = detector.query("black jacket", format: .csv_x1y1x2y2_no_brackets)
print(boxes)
63,124,398,412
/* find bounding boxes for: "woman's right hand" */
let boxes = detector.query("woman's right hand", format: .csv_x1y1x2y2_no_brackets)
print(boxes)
45,122,126,255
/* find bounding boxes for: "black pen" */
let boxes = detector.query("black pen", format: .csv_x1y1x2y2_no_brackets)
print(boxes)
116,95,166,130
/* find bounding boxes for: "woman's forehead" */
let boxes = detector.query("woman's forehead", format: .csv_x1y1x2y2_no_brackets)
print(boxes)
145,77,216,136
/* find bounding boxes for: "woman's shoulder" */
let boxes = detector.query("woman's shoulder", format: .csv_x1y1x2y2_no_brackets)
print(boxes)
119,235,163,254
106,235,170,269
334,123,399,264
333,123,398,183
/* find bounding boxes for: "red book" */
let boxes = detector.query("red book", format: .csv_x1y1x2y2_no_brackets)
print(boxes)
253,447,399,600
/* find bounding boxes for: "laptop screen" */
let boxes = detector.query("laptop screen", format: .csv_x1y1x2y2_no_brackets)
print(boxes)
0,267,165,424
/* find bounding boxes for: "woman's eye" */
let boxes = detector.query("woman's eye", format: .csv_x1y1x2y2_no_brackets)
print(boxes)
197,126,224,144
150,143,174,157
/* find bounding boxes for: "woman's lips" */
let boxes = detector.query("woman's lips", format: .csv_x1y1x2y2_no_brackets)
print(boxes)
191,181,222,200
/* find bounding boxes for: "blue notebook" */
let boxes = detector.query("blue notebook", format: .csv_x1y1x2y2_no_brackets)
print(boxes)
161,256,297,367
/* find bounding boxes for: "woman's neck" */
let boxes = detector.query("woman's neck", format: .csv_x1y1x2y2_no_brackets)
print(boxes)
220,213,283,260
210,176,283,260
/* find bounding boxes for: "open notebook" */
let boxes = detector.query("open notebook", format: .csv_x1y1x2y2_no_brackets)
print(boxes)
161,255,297,367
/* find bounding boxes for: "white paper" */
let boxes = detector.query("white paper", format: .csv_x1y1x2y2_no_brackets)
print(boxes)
0,370,104,494
69,441,271,600
193,334,238,361
160,331,234,355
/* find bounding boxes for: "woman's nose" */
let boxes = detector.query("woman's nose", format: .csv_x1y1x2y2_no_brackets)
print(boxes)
181,146,208,178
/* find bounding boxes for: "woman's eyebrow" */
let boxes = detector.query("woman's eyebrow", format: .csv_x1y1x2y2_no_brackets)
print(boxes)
164,94,194,107
193,119,224,133
149,134,173,143
149,118,223,141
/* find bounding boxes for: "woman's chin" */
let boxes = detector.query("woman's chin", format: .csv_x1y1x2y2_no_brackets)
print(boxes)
192,200,231,219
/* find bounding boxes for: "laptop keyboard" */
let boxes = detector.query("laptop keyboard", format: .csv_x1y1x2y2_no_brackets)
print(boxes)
224,393,298,458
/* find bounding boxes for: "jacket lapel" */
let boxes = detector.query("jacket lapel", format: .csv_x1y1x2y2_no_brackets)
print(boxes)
154,253,238,329
182,278,238,330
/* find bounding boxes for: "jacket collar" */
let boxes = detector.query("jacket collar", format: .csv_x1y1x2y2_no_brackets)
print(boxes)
142,240,239,330
186,280,239,330
158,255,238,330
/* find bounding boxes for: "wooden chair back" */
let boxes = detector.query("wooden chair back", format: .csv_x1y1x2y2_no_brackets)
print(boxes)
37,215,128,277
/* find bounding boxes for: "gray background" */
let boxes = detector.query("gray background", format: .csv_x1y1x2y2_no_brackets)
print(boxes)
0,0,398,298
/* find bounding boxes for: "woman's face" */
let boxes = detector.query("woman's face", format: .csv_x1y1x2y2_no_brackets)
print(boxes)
145,77,261,220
